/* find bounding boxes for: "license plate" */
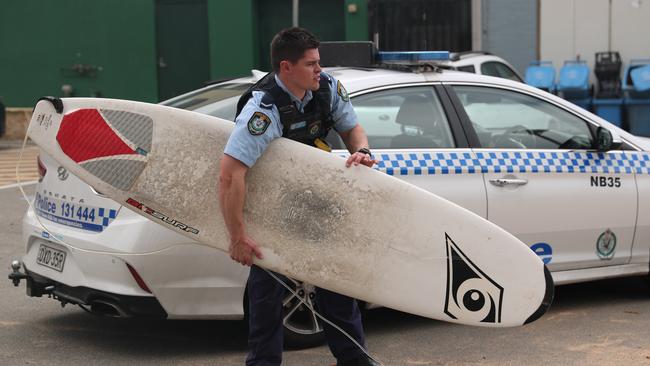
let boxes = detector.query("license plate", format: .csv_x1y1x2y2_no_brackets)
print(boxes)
36,244,66,272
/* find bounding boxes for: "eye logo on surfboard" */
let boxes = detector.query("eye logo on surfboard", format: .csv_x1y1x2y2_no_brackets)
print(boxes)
444,233,504,324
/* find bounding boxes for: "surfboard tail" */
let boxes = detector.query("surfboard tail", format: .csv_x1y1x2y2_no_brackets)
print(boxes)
524,265,554,325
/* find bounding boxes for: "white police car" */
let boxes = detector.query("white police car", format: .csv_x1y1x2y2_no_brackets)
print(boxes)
10,49,650,348
440,51,523,82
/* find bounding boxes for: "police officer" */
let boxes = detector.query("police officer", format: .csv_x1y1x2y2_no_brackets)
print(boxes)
219,27,378,366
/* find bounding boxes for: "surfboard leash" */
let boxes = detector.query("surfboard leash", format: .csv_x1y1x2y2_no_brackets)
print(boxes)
262,268,385,366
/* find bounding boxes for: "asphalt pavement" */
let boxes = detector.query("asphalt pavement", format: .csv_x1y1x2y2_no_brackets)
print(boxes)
1,185,650,365
0,140,39,187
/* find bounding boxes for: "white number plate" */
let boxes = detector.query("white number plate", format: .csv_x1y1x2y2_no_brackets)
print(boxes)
36,244,66,272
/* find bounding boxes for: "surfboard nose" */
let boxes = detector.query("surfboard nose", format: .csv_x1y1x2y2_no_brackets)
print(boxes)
524,265,555,325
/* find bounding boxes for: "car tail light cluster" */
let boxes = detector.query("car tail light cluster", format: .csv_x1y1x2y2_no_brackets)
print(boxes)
37,155,47,182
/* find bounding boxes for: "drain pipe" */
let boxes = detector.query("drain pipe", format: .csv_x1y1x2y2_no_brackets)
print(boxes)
292,0,299,27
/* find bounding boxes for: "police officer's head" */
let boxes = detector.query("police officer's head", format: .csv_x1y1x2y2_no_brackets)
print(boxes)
271,27,322,92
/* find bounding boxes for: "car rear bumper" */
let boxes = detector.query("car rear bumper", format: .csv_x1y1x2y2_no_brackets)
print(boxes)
15,265,167,318
21,207,250,319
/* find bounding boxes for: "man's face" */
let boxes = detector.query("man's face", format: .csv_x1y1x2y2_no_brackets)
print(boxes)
284,48,322,91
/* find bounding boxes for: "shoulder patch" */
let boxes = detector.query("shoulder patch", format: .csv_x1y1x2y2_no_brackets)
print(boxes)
337,80,349,102
247,112,272,136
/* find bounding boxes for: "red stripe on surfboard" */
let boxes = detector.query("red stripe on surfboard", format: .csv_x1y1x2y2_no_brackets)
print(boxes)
56,109,136,163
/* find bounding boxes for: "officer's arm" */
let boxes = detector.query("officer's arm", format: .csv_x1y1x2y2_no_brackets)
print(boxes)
339,124,369,153
339,125,375,167
219,155,262,265
327,74,375,168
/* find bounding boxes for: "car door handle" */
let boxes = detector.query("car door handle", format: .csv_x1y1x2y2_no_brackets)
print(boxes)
489,178,528,187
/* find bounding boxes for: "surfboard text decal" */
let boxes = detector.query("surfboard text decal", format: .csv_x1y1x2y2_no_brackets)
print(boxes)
126,197,199,235
444,233,504,323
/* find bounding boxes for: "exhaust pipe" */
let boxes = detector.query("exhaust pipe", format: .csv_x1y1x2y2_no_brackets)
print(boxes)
89,299,131,318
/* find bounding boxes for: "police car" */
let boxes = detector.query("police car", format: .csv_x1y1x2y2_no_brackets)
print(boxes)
438,51,523,82
10,48,650,348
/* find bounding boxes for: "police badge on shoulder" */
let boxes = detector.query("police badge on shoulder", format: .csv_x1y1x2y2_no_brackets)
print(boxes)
337,80,349,102
248,112,272,135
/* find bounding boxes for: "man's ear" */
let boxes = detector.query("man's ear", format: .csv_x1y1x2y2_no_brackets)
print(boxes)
279,60,292,74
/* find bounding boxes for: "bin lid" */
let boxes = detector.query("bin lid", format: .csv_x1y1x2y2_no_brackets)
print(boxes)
525,65,555,88
630,65,650,92
558,62,589,90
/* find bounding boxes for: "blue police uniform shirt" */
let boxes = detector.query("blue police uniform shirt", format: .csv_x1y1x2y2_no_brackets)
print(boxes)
224,72,358,167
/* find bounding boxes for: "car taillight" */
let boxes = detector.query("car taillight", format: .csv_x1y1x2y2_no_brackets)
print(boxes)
126,263,152,294
37,155,46,182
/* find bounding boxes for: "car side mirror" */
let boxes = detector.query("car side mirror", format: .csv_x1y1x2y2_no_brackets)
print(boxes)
595,127,620,151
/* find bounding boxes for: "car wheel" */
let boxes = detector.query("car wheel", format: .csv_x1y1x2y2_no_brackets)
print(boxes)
282,279,325,349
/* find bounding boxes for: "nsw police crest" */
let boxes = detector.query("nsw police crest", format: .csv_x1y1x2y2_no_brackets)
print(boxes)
247,112,271,136
337,80,349,102
596,229,616,259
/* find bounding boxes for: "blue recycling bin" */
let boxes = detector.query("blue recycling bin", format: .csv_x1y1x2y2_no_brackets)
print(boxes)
557,60,590,99
525,61,555,93
623,60,650,99
625,98,650,136
592,98,624,127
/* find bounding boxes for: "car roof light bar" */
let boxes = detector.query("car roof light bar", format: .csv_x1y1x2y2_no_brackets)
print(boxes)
376,51,450,63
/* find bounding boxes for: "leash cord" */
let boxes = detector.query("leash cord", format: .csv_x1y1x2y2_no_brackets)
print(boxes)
263,268,384,366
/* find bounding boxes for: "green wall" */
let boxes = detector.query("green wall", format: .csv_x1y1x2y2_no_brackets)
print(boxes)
0,0,369,107
0,0,158,107
208,0,369,80
345,0,368,41
208,0,257,81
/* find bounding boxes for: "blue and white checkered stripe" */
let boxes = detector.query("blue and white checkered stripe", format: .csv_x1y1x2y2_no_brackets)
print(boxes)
372,151,650,176
98,207,118,227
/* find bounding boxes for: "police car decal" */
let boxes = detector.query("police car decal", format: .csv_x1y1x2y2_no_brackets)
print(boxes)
530,243,553,264
34,191,117,233
248,112,272,136
590,176,621,187
371,151,650,176
596,229,616,259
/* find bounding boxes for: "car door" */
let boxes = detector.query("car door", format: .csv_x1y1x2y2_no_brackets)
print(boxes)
446,84,637,271
327,84,487,218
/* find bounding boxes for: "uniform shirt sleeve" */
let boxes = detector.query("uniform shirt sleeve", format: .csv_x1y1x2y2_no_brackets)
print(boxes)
223,91,283,167
324,72,359,133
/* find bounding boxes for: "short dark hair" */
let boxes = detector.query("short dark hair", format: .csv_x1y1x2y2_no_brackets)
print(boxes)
270,27,320,72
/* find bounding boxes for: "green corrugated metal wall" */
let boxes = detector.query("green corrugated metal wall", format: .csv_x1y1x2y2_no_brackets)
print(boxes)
0,0,368,107
0,0,158,107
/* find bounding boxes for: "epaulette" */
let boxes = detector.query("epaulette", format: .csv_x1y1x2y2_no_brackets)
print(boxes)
260,93,274,109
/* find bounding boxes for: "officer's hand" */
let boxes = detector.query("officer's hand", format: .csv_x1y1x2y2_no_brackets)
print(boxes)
229,235,263,266
346,151,376,168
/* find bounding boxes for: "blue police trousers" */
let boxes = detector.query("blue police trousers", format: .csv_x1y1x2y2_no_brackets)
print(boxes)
246,265,366,366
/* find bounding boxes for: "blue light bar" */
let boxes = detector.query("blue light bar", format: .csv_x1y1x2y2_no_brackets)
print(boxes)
376,51,450,63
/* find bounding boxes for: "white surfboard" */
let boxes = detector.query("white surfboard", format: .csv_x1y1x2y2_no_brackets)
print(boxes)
27,97,553,327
